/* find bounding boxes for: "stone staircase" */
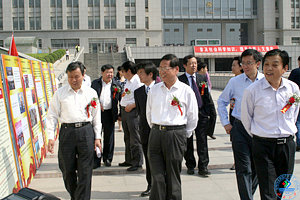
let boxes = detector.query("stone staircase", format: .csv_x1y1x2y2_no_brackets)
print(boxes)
84,52,127,81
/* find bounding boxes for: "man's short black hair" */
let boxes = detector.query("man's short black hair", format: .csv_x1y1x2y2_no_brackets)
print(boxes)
241,49,262,63
122,61,136,74
101,64,114,72
197,62,208,71
263,49,289,68
160,54,179,68
233,56,243,73
298,56,300,61
66,61,85,75
136,62,158,81
183,55,195,65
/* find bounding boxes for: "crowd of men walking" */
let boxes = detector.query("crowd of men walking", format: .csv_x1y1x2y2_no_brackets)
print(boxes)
46,48,300,200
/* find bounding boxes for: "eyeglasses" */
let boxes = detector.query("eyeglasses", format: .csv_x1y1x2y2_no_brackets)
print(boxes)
241,61,256,66
158,67,172,72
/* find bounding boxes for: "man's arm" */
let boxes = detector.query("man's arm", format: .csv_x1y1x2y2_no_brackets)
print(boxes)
186,88,198,138
46,92,60,153
146,89,152,128
241,88,254,136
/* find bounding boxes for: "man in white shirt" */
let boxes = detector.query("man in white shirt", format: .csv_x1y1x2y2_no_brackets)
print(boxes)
134,62,158,197
119,61,144,171
82,66,91,87
91,64,121,168
47,61,102,200
242,49,300,200
146,54,198,200
217,49,263,200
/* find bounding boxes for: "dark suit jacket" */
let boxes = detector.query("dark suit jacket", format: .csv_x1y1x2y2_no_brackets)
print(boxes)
178,73,214,117
134,85,150,144
288,68,300,89
91,77,121,122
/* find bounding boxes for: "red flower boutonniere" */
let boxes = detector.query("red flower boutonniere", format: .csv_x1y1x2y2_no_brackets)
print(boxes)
200,81,207,96
86,97,98,117
112,85,121,100
171,96,183,116
281,94,300,113
122,88,131,97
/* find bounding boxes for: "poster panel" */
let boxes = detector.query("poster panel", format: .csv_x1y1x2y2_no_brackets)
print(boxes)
31,61,49,144
19,58,46,167
48,63,57,92
1,55,36,187
0,59,20,198
41,62,53,106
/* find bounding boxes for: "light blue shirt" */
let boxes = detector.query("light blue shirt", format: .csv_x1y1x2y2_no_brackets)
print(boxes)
241,77,300,138
217,72,264,126
185,72,196,87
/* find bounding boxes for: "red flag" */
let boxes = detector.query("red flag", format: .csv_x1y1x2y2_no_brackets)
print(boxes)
8,33,18,57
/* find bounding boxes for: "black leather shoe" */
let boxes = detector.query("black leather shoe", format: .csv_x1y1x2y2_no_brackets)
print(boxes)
127,166,142,171
296,146,300,151
104,160,111,167
209,135,216,140
118,162,132,167
198,168,211,177
140,185,151,197
187,168,194,175
93,162,101,169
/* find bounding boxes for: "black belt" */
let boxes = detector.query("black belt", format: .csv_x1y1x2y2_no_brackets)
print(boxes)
253,135,293,145
152,124,186,131
61,122,90,128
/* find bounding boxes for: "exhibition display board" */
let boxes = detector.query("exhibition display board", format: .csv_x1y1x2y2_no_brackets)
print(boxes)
0,54,56,198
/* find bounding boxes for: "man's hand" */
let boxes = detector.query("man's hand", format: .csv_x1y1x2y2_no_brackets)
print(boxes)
224,124,233,134
125,103,135,112
94,139,102,151
48,139,55,154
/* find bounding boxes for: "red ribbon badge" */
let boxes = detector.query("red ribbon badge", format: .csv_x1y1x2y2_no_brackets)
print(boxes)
171,96,183,116
281,97,295,114
86,98,97,117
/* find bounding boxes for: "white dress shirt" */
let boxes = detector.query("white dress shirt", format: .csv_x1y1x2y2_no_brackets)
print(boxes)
83,74,91,87
46,84,102,140
120,74,143,106
241,77,300,138
217,72,264,126
100,80,112,110
146,79,198,137
145,81,155,94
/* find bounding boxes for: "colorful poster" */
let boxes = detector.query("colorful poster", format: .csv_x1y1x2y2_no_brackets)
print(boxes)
31,61,49,144
41,62,53,106
20,58,46,167
0,65,20,198
48,63,57,92
1,55,36,187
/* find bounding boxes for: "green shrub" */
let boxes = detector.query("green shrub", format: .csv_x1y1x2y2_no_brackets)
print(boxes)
27,49,66,63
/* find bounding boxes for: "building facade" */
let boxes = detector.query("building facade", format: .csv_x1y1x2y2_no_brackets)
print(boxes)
0,0,162,53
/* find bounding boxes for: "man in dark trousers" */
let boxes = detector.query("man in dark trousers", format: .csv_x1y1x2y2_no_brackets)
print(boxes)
179,55,213,177
47,61,102,200
91,64,121,168
134,62,158,197
288,55,300,151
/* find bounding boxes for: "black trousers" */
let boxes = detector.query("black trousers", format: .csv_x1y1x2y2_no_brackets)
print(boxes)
148,126,187,200
121,108,143,167
231,120,258,200
184,114,209,170
58,123,94,200
252,135,295,200
101,109,115,162
140,126,151,187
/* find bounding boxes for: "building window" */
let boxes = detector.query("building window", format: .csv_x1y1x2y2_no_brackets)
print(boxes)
292,37,300,45
131,16,136,28
145,17,149,29
74,16,79,29
276,38,280,45
174,28,179,32
51,39,79,49
230,28,235,32
29,17,41,30
88,0,100,7
67,0,78,7
146,38,149,46
38,39,42,48
0,40,3,47
29,0,40,8
0,0,2,8
51,0,62,8
104,16,110,29
13,17,24,30
67,16,72,29
207,28,212,32
0,17,2,30
145,0,148,11
51,16,62,30
95,16,100,29
125,16,130,28
197,28,203,32
88,16,94,29
275,0,279,10
13,0,24,8
165,29,170,32
125,0,130,7
276,17,279,29
126,38,136,47
292,17,295,28
292,0,295,8
131,0,135,7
